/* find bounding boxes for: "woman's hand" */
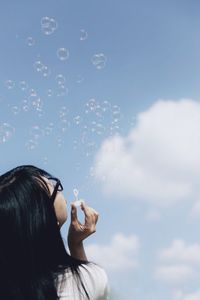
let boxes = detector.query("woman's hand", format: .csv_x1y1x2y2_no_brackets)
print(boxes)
67,201,99,261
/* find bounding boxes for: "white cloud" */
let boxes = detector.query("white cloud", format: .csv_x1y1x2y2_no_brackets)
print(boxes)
154,264,195,284
159,239,200,265
94,99,200,206
145,209,161,221
189,201,200,219
155,239,200,285
173,289,200,300
85,233,140,271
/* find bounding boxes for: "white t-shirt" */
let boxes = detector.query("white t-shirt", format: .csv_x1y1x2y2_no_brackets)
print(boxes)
56,263,109,300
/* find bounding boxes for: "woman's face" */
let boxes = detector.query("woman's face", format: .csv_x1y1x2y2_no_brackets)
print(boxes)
43,177,68,228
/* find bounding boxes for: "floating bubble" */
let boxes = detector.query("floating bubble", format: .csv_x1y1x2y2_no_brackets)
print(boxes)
86,98,97,112
29,88,37,96
19,81,28,91
73,140,78,150
0,123,15,143
59,106,68,118
80,29,88,41
96,123,105,135
130,116,137,126
89,167,95,177
56,74,66,85
76,75,84,83
47,89,53,97
85,142,96,157
5,80,15,89
44,127,52,136
57,85,68,97
41,17,58,35
21,99,29,112
57,48,69,61
57,137,64,147
91,53,107,69
101,100,111,112
26,36,35,46
42,65,51,77
73,115,81,125
29,125,43,140
95,104,103,118
34,60,44,72
33,97,43,110
43,156,48,165
11,106,20,115
25,139,38,150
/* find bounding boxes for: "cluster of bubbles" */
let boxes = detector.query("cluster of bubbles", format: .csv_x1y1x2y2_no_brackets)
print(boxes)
0,123,15,143
1,15,113,160
34,60,51,78
26,122,54,150
41,17,58,35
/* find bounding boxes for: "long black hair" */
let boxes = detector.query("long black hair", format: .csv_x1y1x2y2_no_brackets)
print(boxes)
0,165,89,300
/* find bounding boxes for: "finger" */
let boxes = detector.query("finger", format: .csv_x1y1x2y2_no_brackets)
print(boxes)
81,203,99,226
70,203,78,223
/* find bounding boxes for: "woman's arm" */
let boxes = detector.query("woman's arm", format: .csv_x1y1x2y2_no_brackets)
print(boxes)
67,201,99,261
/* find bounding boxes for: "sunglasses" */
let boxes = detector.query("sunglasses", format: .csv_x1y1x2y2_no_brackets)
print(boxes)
48,177,63,202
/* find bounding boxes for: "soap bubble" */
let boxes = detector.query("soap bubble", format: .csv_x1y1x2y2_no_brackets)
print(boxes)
29,125,43,140
56,74,66,85
0,123,15,143
73,115,81,125
57,48,69,61
19,81,28,91
11,106,20,115
85,98,97,112
56,85,68,97
25,139,38,150
41,17,58,35
101,100,111,112
21,99,29,112
43,156,48,165
57,137,64,147
59,106,68,118
47,89,53,97
5,80,15,89
26,37,35,46
91,53,107,69
34,60,44,72
44,125,53,136
80,29,88,41
76,75,84,83
42,65,51,78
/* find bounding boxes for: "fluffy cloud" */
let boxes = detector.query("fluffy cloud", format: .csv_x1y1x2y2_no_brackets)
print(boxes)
85,233,140,271
155,264,195,284
94,99,200,206
155,239,200,285
173,289,200,300
159,239,200,264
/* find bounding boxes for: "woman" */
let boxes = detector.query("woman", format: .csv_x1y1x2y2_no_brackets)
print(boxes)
0,165,109,300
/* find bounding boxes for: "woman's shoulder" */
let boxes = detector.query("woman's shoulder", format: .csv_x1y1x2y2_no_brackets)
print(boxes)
79,263,108,290
56,262,109,300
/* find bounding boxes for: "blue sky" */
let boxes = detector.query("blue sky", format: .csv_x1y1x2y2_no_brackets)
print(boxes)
1,1,200,299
